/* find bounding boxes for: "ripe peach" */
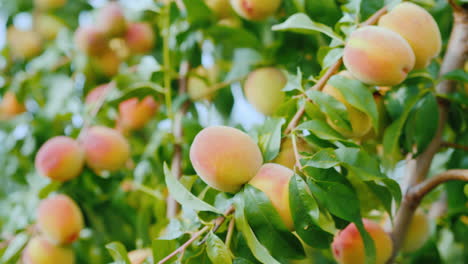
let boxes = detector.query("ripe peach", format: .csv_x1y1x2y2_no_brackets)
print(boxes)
35,136,84,182
97,2,127,37
23,236,74,264
187,66,217,101
230,0,282,21
332,219,393,264
93,49,121,77
37,195,84,245
272,137,313,169
7,27,42,59
80,126,130,172
116,96,158,132
343,26,415,86
74,26,108,56
249,163,294,230
189,126,263,193
401,209,431,253
378,2,441,69
322,72,372,138
34,0,67,10
0,92,26,119
125,23,155,54
85,83,112,105
205,0,233,18
243,67,287,115
34,14,65,40
128,249,152,264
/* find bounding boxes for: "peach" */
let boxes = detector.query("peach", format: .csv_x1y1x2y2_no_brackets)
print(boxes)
37,195,84,244
74,26,108,56
343,26,415,86
80,126,130,172
189,126,263,192
35,136,84,182
332,219,393,264
128,249,152,264
401,209,431,253
34,0,67,10
125,23,155,54
378,2,441,69
187,66,217,101
272,137,313,169
93,49,121,77
322,72,372,138
97,2,127,37
230,0,282,21
116,96,158,132
34,14,65,40
0,92,26,119
249,163,294,230
23,236,74,264
243,67,287,115
7,27,42,59
205,0,233,18
85,83,112,105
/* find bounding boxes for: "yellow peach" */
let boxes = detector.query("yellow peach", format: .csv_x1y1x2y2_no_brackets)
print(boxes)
23,236,74,264
230,0,282,21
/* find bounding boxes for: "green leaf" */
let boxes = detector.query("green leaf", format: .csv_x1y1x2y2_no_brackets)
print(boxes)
234,197,281,264
442,69,468,82
255,118,285,162
328,75,379,132
0,233,29,263
152,239,177,263
289,175,333,248
182,0,213,25
105,242,131,264
307,90,352,133
163,163,221,213
242,185,305,260
272,13,344,43
206,232,233,264
297,120,348,142
302,149,340,169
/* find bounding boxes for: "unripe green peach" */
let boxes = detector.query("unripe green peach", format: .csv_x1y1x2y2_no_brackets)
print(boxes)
205,0,233,18
401,209,431,253
128,249,152,264
244,67,287,115
116,96,158,132
187,66,217,101
230,0,282,21
124,23,155,54
35,136,85,182
80,126,130,172
322,72,372,138
378,2,441,69
7,27,42,59
0,92,26,119
37,195,84,244
85,83,112,105
34,0,67,10
74,27,108,56
34,14,65,40
272,137,313,169
343,26,415,86
189,126,263,193
97,2,127,37
332,219,393,264
93,49,121,77
23,236,74,264
249,163,294,230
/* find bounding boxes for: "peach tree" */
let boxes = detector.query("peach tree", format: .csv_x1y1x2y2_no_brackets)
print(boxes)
0,0,467,263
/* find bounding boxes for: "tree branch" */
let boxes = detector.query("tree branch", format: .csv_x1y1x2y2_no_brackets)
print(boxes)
389,5,468,262
409,169,468,200
158,226,210,264
441,141,468,151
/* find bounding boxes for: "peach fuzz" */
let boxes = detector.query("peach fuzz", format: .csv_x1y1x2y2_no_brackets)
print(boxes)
80,126,130,172
85,83,112,105
343,26,415,86
378,2,441,69
128,249,152,264
23,236,74,264
332,219,393,264
35,136,85,182
230,0,282,21
125,23,155,54
37,195,84,245
189,126,263,193
249,163,294,230
272,137,313,169
7,27,42,59
244,67,287,116
0,92,27,119
117,96,158,131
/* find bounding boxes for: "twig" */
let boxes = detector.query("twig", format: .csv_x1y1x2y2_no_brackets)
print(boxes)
291,133,303,170
441,141,468,151
225,218,235,250
198,205,236,245
389,5,468,262
190,77,245,101
409,169,468,200
158,226,210,264
448,0,463,12
162,3,173,120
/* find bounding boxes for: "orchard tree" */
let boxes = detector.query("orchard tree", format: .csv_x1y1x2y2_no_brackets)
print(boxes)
0,0,467,264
